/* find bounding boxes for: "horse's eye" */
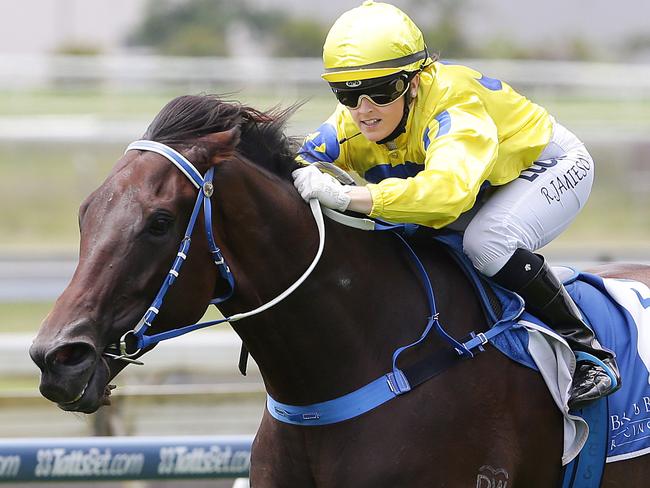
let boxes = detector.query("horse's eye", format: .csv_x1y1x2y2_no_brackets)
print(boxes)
148,215,174,236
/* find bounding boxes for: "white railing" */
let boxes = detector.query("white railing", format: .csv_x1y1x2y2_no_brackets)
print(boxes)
2,53,650,98
2,329,255,377
0,54,325,92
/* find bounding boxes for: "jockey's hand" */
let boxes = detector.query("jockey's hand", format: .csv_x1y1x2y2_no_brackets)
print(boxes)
292,165,352,212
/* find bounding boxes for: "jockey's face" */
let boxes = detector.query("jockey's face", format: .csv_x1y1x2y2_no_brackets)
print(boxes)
348,94,404,142
347,75,419,142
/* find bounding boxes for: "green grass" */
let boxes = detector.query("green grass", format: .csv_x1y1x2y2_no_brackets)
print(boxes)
542,97,650,126
0,142,119,250
1,301,54,334
2,88,649,129
0,376,39,391
0,89,173,117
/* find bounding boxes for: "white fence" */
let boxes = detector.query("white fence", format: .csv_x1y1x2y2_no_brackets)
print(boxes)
2,54,649,145
1,329,255,378
2,53,650,98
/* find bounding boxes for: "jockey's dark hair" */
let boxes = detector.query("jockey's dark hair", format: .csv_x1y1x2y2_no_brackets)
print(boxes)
143,94,303,180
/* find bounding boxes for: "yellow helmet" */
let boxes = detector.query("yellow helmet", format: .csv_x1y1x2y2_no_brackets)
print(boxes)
322,1,432,83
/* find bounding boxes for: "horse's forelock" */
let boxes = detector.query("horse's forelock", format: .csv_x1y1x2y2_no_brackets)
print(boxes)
144,95,243,145
143,95,302,180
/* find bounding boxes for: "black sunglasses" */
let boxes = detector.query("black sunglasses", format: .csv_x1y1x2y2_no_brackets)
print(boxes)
330,74,411,109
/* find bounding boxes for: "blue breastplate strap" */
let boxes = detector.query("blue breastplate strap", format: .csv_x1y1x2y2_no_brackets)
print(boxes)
267,319,514,426
267,227,519,426
268,374,400,425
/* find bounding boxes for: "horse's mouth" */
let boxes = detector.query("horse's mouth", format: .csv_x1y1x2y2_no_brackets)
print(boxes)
59,383,88,405
56,357,113,413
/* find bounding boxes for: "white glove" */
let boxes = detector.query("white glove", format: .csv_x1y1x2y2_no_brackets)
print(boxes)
292,165,352,211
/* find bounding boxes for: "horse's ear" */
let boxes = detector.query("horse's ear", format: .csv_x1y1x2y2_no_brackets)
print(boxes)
200,127,241,165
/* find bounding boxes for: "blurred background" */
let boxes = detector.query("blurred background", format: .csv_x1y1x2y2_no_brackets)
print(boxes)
0,0,649,485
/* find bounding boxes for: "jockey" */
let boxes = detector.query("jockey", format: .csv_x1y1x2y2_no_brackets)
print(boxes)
292,0,620,409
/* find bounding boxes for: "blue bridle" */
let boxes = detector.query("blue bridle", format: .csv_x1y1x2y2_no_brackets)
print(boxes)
104,140,236,362
104,139,328,363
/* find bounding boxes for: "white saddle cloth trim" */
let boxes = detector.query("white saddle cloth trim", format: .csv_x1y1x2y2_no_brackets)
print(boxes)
602,278,650,386
520,320,588,465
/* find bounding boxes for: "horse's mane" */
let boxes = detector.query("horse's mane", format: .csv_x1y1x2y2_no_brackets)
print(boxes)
143,94,302,180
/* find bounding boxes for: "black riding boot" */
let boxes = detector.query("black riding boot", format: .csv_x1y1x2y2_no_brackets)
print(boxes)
492,249,621,409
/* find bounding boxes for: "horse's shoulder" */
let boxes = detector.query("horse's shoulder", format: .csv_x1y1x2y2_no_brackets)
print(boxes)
586,263,650,287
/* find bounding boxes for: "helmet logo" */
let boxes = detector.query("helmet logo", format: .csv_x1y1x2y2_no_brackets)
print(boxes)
346,80,362,88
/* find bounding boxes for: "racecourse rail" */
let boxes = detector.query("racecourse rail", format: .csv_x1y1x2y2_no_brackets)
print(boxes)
0,435,253,483
3,54,650,98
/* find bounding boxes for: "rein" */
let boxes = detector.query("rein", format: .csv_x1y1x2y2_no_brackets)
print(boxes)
104,140,326,363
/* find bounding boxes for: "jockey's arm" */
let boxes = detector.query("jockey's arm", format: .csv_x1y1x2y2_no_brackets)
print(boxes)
346,186,373,214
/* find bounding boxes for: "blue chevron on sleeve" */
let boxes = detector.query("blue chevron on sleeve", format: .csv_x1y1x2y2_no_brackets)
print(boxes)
423,111,452,151
476,74,503,91
297,122,340,164
434,111,451,139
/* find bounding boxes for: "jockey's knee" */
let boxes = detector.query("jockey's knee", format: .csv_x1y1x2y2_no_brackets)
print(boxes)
463,226,517,278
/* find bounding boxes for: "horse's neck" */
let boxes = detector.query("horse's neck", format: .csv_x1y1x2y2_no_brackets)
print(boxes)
214,167,485,404
230,228,484,403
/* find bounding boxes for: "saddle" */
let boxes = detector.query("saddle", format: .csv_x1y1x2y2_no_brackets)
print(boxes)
436,232,650,484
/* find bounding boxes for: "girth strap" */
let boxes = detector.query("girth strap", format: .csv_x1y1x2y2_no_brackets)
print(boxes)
266,320,515,426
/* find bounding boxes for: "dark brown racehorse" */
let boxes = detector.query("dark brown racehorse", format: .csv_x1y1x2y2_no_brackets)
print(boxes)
30,95,650,487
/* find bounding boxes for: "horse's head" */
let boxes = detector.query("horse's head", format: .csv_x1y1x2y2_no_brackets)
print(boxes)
30,95,300,413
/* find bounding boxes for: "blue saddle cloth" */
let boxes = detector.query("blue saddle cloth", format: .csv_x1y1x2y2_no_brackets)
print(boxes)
436,233,650,463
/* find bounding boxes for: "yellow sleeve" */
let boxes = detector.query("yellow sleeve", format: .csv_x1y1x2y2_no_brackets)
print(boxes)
367,95,499,228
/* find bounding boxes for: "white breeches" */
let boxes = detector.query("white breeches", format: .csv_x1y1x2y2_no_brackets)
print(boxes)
463,120,594,277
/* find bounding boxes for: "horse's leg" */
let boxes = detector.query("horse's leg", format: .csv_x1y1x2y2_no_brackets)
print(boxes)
501,357,565,486
251,351,563,487
413,352,563,487
250,412,316,488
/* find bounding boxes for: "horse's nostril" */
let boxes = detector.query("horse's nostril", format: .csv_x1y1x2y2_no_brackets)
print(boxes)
46,343,96,369
54,345,83,365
